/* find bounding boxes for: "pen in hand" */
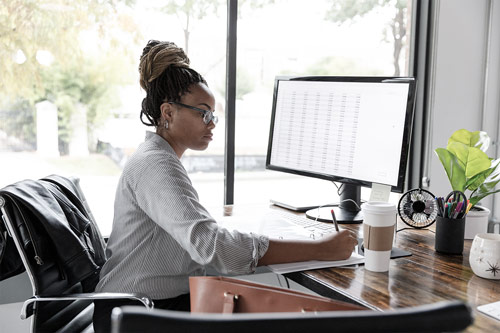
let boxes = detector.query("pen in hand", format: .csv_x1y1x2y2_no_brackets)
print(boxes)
330,209,340,232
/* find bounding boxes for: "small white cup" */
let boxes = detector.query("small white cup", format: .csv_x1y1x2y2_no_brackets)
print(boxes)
362,201,396,272
469,233,500,280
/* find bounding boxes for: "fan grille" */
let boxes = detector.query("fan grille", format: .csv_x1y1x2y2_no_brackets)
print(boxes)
398,189,438,228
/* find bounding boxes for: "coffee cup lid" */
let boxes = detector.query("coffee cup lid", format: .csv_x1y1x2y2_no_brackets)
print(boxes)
361,201,396,214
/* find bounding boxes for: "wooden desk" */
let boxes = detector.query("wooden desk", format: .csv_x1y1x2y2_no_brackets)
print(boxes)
220,205,500,332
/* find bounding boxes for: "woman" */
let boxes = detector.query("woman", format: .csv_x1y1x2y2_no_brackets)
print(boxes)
93,40,357,332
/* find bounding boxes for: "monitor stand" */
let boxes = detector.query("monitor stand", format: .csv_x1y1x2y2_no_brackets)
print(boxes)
305,184,363,224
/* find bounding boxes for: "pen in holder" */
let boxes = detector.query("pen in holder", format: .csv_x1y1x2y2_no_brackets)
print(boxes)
434,191,468,254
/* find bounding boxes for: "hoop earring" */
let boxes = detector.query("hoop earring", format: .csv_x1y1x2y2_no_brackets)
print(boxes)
164,121,169,129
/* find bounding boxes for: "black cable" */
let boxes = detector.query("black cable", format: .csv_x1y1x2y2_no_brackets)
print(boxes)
331,181,341,195
284,276,290,289
396,227,434,233
396,227,415,233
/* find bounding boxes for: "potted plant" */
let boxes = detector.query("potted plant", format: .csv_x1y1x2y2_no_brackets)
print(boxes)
435,129,500,239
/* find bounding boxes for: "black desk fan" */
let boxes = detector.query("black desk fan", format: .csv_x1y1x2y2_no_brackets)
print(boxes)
398,188,438,229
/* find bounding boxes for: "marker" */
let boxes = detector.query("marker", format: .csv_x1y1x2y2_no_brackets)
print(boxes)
453,202,462,219
436,197,445,217
331,209,339,232
465,202,472,214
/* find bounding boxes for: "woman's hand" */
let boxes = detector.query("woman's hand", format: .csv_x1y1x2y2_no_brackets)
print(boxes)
315,229,358,261
258,228,358,266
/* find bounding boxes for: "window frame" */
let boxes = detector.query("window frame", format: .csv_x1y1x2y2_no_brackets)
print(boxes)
223,0,424,204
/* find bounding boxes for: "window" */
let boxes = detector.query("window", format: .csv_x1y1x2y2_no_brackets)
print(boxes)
0,1,414,234
233,0,414,206
0,0,227,235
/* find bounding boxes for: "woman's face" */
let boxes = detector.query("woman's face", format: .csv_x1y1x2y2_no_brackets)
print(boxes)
160,83,216,157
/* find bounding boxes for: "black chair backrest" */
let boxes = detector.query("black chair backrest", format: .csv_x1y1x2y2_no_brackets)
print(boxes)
0,175,106,332
112,301,473,333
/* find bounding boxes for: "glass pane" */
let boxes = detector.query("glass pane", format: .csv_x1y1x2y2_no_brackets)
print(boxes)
234,0,414,206
0,1,226,235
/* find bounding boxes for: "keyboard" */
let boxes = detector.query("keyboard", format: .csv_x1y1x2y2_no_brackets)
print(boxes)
265,209,337,238
477,301,500,321
216,209,338,241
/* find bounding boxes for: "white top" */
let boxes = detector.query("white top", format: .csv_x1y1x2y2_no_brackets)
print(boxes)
96,132,269,299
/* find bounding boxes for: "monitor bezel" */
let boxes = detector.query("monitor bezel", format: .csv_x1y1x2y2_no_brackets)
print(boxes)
265,75,416,194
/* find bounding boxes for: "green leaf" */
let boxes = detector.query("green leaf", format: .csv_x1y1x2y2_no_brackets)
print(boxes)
448,129,490,152
465,168,493,191
469,189,500,207
476,159,500,191
446,142,491,179
469,159,500,206
435,148,466,191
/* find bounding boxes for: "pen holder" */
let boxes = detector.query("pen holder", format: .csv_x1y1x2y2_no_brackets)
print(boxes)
435,216,466,254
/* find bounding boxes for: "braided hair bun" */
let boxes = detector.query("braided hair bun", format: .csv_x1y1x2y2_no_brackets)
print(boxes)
139,41,190,91
139,40,206,127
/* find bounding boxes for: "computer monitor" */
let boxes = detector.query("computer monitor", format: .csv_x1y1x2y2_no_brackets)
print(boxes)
266,76,416,223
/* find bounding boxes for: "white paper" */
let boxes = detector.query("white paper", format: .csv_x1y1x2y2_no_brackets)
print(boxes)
267,253,365,274
369,183,391,202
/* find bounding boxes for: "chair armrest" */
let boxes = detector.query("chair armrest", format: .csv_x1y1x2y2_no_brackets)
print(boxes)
21,292,154,319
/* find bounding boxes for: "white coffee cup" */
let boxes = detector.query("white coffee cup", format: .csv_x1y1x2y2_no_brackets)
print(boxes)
361,201,396,272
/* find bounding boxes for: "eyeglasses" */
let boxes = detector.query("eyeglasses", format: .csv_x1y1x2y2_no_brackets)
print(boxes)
169,102,218,125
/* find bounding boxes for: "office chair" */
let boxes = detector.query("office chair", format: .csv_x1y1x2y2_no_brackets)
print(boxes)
111,300,473,333
0,175,153,332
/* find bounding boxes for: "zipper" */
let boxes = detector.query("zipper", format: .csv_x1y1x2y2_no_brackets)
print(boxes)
34,256,44,265
12,199,44,265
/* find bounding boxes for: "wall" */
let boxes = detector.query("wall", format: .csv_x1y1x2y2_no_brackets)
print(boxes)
426,0,500,215
485,1,500,222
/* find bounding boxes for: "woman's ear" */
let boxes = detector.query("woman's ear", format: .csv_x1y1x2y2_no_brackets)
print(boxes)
160,102,174,123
